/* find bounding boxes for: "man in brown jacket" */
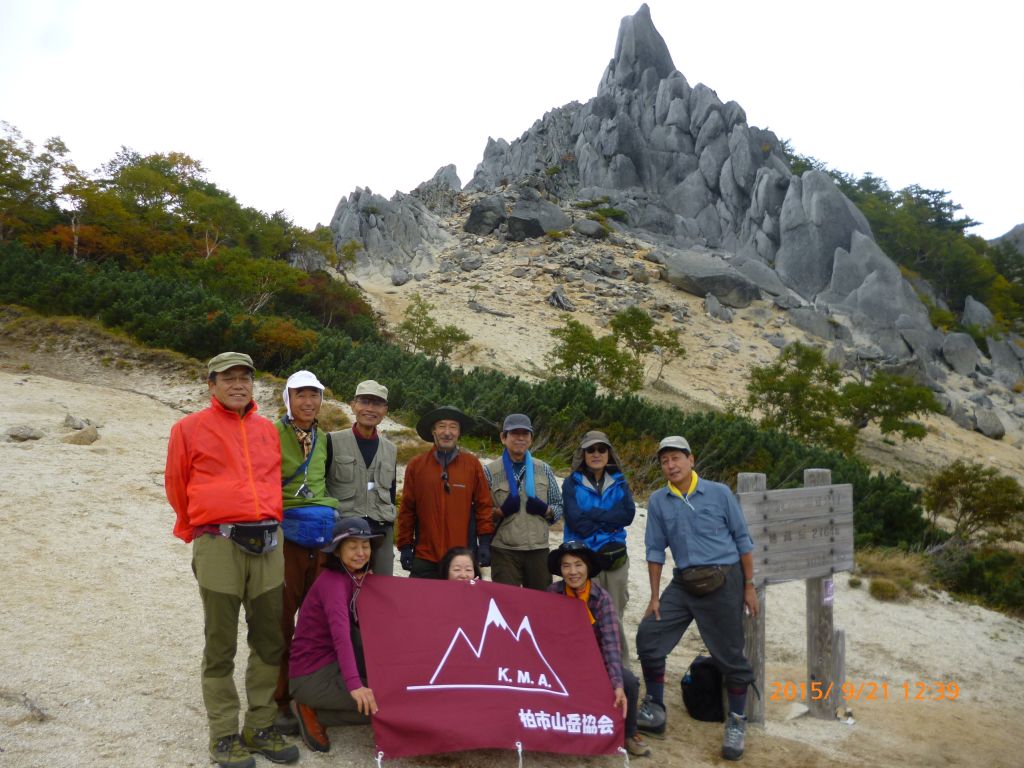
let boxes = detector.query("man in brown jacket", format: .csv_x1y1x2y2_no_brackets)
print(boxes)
395,405,495,578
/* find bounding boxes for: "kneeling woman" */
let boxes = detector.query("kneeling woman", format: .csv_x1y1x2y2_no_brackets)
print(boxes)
289,517,382,753
547,542,652,758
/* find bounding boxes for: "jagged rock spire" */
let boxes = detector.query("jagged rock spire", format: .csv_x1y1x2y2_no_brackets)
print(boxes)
607,3,676,90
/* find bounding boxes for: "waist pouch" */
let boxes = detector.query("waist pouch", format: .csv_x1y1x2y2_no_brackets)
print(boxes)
598,541,628,571
227,521,280,555
677,564,729,596
282,505,336,548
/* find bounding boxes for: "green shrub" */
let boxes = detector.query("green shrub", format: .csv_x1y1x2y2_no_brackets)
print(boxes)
930,544,1024,615
868,578,901,601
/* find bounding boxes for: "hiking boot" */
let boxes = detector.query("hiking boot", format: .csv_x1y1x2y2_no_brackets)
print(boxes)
636,695,666,737
241,725,299,764
209,735,255,768
292,700,330,753
274,704,300,736
625,734,652,757
722,712,747,761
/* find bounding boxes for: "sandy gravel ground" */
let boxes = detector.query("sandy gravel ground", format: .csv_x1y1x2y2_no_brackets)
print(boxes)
2,338,1023,768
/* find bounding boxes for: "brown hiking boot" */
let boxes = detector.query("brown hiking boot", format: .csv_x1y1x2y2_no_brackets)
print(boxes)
626,734,652,757
292,700,330,753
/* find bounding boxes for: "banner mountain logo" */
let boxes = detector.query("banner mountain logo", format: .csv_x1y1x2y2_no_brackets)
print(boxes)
407,597,568,695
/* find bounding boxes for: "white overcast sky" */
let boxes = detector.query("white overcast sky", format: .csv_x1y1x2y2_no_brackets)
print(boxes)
1,0,1020,239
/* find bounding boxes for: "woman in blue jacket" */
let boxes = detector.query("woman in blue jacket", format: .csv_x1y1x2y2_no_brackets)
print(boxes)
561,430,636,656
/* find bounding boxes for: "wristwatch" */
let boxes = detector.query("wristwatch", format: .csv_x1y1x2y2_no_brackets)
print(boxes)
744,578,755,586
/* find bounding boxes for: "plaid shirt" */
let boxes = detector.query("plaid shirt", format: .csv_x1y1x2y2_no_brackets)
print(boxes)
547,580,623,689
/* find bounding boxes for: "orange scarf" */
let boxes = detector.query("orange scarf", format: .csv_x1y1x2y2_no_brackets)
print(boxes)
566,580,596,624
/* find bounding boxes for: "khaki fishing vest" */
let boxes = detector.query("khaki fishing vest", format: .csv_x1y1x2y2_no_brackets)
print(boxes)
327,429,397,523
487,457,551,551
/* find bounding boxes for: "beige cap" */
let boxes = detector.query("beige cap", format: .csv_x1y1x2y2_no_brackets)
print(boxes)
354,379,388,401
657,435,691,455
208,351,254,375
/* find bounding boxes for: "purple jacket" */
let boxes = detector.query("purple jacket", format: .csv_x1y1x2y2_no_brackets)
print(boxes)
289,569,364,691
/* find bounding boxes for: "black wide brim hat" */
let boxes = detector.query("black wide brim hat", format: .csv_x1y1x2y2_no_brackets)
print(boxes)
547,542,606,578
416,405,471,443
322,517,385,553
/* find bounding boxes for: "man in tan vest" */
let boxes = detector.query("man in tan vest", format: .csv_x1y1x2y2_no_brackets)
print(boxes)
326,380,397,575
483,413,563,590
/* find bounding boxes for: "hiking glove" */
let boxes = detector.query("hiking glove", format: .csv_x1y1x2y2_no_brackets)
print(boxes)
499,494,519,518
399,545,415,572
525,496,548,518
477,535,493,568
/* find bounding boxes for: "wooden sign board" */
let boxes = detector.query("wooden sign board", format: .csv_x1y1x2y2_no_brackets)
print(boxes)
737,484,854,584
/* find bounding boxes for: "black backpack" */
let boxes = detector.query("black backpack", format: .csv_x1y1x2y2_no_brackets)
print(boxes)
681,655,724,722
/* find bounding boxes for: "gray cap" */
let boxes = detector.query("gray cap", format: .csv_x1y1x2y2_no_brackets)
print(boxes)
657,435,691,455
354,379,388,401
579,430,611,451
208,351,254,375
502,413,533,433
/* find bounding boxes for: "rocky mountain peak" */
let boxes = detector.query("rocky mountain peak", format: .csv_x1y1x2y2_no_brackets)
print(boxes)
327,4,1024,445
605,3,676,90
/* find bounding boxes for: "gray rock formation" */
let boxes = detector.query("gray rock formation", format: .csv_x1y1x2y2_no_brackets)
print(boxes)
991,223,1024,256
506,197,571,241
703,293,733,323
6,425,43,442
652,247,759,307
412,164,462,215
463,195,507,235
941,333,980,375
974,407,1006,440
961,296,995,331
330,187,452,277
573,219,609,239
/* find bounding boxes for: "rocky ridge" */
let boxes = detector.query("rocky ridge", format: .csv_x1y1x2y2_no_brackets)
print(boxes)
327,4,1024,450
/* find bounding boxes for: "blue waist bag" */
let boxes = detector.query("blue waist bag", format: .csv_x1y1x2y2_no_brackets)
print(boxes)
281,505,336,548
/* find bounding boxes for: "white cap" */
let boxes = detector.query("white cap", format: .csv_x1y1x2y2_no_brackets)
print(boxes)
354,379,388,401
283,370,325,420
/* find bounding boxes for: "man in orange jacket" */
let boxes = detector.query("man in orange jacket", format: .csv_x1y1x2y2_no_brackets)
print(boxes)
165,352,299,768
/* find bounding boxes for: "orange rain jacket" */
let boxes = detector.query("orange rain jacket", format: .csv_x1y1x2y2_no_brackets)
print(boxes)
165,396,283,542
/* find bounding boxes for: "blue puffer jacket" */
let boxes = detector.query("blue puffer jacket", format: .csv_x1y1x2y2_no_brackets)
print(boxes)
561,470,636,551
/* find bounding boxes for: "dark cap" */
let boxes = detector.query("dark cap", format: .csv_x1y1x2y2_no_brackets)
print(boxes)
502,413,533,433
208,351,254,375
547,541,606,578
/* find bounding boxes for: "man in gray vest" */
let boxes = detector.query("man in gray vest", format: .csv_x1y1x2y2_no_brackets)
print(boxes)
326,380,397,575
483,413,563,590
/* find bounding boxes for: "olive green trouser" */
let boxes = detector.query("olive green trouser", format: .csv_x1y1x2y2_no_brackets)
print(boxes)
193,533,285,741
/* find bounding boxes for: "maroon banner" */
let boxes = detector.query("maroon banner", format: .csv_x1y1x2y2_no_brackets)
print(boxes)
358,576,624,759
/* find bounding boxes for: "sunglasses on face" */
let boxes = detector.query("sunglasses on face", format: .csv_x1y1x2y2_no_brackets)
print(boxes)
584,445,609,455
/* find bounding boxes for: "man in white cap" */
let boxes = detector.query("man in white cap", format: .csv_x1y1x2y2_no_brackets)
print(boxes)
165,352,299,768
326,380,398,576
635,435,757,761
482,413,563,590
273,370,340,735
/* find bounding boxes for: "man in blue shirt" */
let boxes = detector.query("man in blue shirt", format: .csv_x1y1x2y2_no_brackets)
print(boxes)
635,436,758,761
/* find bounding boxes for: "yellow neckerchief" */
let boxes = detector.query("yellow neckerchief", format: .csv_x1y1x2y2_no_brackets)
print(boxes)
565,579,596,624
668,471,699,499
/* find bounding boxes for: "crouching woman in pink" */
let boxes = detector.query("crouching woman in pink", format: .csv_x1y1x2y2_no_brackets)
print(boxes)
289,517,381,753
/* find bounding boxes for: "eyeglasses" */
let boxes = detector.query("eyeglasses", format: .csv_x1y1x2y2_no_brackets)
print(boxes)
584,444,609,455
441,470,450,494
354,396,387,407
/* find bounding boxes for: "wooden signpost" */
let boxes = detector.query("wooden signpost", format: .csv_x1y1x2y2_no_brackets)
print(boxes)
737,469,854,724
